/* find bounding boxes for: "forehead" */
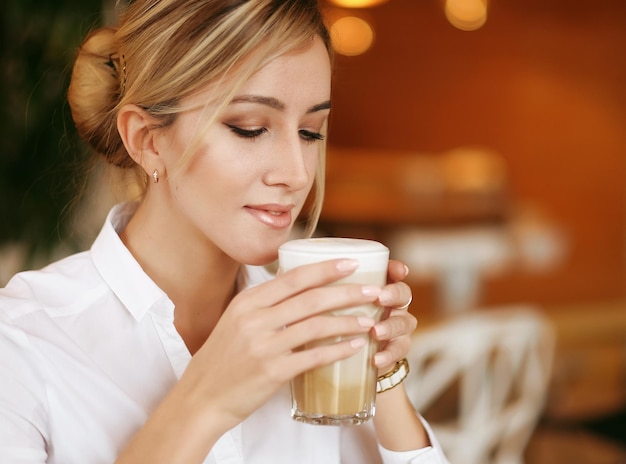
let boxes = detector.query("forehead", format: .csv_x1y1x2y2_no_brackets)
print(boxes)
176,36,331,118
235,37,332,104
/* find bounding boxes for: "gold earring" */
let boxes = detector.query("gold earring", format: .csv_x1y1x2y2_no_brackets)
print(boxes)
152,169,159,183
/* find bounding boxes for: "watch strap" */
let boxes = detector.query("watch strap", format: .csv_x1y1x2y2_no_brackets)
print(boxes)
376,358,409,393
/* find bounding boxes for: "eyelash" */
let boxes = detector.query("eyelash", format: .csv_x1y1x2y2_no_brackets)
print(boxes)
225,124,325,144
300,129,325,143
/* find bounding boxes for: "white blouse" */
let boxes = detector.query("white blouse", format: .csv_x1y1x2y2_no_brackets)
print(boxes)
0,203,448,464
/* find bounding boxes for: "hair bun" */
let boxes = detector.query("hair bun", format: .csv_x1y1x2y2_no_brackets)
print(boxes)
68,27,133,167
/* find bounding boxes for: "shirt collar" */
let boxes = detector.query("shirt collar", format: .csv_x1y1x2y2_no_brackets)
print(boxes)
91,202,172,321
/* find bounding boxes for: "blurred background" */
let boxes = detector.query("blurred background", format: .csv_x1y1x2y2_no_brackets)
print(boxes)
1,0,625,462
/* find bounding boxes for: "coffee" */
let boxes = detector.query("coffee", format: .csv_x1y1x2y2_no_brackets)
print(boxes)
278,238,389,425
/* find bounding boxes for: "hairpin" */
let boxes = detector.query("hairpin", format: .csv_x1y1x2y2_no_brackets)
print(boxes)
121,54,127,94
104,54,127,95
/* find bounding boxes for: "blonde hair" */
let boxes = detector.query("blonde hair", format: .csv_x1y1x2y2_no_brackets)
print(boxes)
67,0,331,236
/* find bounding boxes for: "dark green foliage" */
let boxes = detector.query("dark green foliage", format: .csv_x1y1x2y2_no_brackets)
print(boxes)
0,0,102,259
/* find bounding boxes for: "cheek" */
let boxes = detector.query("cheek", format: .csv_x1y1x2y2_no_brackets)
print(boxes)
296,153,321,210
305,151,321,189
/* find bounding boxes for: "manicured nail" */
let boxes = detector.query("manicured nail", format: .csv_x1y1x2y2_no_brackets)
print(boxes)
358,317,375,328
336,259,359,273
374,352,391,366
350,338,366,349
361,286,381,297
374,324,388,337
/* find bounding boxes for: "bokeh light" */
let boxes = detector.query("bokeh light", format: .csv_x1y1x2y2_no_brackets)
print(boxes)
329,16,375,56
445,0,488,31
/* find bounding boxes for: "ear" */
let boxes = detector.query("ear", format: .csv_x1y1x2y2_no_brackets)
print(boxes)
117,104,163,177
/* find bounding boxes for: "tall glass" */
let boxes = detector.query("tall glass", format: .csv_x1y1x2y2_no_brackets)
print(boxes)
278,237,389,425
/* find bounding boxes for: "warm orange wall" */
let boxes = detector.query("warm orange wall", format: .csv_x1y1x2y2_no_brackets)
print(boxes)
322,0,626,308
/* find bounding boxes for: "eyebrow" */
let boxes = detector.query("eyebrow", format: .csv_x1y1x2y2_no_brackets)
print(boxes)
230,95,331,114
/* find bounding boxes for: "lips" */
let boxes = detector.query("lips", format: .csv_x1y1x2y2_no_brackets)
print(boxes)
244,203,294,229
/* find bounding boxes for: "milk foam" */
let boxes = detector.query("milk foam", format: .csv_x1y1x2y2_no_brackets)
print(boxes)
279,237,389,272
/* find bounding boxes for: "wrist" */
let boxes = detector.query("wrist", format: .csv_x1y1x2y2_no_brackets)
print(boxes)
373,382,431,451
376,358,409,394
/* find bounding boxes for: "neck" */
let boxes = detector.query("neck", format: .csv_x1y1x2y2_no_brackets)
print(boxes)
120,199,241,354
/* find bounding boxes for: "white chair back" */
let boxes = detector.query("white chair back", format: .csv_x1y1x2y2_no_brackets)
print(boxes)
405,306,555,464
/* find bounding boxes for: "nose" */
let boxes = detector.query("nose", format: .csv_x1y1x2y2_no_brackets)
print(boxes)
262,135,313,191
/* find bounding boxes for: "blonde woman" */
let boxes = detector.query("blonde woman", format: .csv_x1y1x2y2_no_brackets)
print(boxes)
0,1,448,463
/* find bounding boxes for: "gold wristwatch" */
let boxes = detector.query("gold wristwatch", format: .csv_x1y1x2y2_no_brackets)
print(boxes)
376,358,409,393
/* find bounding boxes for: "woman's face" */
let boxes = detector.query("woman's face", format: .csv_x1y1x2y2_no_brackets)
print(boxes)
153,37,331,265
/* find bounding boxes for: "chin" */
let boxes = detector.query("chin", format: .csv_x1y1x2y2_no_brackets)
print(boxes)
230,230,293,267
238,249,280,267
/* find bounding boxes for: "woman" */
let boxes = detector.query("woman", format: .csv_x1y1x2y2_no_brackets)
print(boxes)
0,1,448,463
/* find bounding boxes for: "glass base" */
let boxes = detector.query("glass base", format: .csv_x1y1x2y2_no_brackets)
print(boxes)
291,408,374,426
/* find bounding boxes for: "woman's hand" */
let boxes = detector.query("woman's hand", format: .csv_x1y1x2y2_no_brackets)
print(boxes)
372,259,417,374
369,260,431,453
117,259,422,464
179,258,382,432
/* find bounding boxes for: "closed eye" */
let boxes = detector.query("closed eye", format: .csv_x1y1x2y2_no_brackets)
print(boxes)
225,123,267,140
299,129,325,143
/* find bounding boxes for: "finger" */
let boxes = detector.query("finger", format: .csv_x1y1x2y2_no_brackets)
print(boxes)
245,258,360,308
287,337,368,375
387,259,409,284
378,281,412,308
374,336,412,371
272,283,381,328
372,310,417,341
270,313,375,356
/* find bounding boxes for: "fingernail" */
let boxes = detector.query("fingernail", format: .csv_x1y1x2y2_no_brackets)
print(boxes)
336,259,359,273
361,286,381,297
374,352,391,366
403,264,410,277
374,324,388,337
358,317,375,328
351,338,366,349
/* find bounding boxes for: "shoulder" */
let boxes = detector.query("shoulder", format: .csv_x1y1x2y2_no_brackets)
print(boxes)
0,250,106,322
